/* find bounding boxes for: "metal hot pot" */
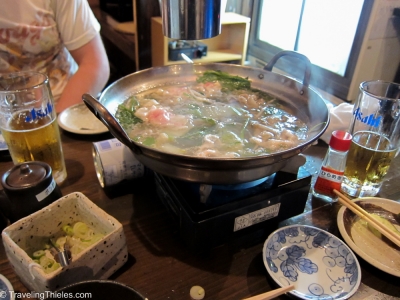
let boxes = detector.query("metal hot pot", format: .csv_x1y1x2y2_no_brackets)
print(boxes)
83,51,330,184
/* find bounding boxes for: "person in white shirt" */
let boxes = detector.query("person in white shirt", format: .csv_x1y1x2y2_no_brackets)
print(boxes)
0,0,110,113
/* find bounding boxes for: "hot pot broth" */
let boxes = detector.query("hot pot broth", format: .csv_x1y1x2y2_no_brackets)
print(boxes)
115,71,308,158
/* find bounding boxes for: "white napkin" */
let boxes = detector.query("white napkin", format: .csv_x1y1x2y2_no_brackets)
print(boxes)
319,103,354,144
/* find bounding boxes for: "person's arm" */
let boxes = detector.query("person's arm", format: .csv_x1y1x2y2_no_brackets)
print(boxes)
55,33,110,113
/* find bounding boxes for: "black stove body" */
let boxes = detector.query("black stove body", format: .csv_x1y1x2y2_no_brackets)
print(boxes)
155,165,311,251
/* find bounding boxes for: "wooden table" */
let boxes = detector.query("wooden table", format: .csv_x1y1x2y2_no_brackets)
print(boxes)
0,130,399,299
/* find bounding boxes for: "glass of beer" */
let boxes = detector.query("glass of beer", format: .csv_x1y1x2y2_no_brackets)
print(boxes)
341,80,400,197
0,71,67,184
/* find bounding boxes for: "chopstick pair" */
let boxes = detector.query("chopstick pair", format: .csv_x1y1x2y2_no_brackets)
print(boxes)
333,189,400,248
242,285,294,300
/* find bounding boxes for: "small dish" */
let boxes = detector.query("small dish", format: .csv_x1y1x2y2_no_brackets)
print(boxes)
337,197,400,277
0,132,8,151
0,274,14,300
263,225,361,300
2,192,128,292
58,103,108,134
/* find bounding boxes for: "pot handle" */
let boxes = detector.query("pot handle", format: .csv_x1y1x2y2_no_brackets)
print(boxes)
82,94,142,155
264,50,311,89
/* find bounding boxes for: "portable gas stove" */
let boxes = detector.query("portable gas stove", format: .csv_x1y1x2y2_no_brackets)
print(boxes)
155,156,312,251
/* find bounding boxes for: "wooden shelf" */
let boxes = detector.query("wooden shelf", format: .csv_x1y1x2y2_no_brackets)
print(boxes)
164,50,242,65
151,13,250,67
92,5,138,70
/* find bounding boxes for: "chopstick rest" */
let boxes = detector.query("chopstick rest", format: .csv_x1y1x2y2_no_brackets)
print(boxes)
242,285,295,300
333,189,400,247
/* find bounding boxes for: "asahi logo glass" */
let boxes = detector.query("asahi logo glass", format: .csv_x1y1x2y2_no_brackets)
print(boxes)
353,106,381,128
24,102,53,122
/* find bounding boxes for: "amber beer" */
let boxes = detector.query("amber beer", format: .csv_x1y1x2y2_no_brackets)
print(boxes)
341,131,396,197
0,71,67,184
1,110,67,184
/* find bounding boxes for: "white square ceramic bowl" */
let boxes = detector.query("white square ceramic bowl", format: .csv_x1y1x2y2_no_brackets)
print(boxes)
1,192,128,293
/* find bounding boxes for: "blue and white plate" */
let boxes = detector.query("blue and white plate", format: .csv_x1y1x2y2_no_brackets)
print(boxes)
0,274,14,300
263,225,361,300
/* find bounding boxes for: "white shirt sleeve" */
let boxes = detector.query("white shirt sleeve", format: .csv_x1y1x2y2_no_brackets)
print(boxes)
50,0,100,51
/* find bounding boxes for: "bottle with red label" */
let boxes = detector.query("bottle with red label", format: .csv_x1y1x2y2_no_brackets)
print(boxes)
312,130,352,201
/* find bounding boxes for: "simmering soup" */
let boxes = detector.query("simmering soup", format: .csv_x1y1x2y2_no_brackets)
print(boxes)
115,71,308,158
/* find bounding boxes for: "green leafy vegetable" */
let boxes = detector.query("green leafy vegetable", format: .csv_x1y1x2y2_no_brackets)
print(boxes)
220,130,242,145
115,96,143,128
197,70,251,91
240,118,250,140
230,106,242,116
142,137,156,146
174,119,217,148
196,70,275,102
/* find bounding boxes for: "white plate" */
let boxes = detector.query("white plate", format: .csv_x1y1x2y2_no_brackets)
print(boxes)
58,103,108,135
337,197,400,277
263,225,361,300
0,274,14,300
0,132,8,151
